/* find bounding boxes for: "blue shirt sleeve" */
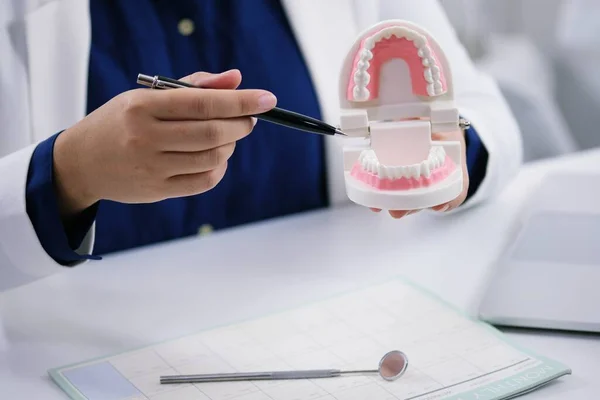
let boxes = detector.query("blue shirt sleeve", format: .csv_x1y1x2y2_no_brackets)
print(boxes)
463,122,489,201
26,132,101,265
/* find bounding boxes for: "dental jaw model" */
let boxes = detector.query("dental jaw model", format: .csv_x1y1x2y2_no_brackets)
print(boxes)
339,20,464,210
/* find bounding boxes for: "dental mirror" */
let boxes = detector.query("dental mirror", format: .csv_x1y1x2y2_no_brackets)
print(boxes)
377,350,409,380
160,350,408,384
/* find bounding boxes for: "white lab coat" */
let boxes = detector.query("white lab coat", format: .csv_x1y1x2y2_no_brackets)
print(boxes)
0,0,522,291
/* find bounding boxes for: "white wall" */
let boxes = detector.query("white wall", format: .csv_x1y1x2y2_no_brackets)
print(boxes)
440,0,600,156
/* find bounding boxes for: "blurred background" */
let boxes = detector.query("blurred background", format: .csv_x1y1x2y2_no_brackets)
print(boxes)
441,0,599,162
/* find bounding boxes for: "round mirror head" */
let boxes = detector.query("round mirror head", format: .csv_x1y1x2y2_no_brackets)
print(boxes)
378,350,408,381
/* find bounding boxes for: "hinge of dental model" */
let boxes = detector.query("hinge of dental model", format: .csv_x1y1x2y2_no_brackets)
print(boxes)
339,118,469,139
458,118,470,130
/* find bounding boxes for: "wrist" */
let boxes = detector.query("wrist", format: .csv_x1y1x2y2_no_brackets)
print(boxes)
53,128,98,217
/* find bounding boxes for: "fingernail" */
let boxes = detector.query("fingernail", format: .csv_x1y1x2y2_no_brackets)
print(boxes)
251,117,257,126
258,93,277,111
220,68,238,75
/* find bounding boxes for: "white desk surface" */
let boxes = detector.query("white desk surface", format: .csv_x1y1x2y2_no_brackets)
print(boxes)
2,149,600,400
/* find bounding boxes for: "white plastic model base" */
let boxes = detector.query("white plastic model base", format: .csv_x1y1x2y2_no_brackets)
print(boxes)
338,20,464,210
345,168,462,210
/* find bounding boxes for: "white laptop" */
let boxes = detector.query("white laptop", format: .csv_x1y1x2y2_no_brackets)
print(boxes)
478,170,600,333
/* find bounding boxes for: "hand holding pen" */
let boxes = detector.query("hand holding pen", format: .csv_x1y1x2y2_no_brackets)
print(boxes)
137,73,346,137
52,70,278,217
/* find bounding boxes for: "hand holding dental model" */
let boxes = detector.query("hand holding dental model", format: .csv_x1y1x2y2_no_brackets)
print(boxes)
338,20,470,217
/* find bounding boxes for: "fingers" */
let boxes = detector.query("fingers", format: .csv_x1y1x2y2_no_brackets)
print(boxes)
388,210,411,219
370,208,414,218
146,87,277,120
166,162,229,198
159,143,236,176
384,201,455,218
370,208,420,218
179,70,242,90
431,203,450,212
435,190,467,212
156,117,256,151
388,210,422,219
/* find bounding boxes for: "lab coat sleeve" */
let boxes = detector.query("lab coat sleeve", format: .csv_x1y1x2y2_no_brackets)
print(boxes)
379,0,524,208
0,144,96,292
0,2,96,291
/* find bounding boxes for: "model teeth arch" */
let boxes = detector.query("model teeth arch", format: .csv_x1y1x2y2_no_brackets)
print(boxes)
350,26,446,101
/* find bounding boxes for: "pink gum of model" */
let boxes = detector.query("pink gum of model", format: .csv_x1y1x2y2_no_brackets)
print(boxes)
346,25,448,100
350,156,456,191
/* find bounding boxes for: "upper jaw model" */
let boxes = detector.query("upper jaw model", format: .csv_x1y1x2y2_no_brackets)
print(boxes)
338,20,464,210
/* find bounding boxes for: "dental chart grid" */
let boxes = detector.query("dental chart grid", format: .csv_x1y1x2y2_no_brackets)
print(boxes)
50,280,569,400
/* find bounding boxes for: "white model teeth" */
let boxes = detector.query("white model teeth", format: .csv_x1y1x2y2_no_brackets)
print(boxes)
426,84,436,96
417,47,430,58
354,70,370,85
413,37,426,48
359,146,446,179
424,69,433,83
422,161,431,177
361,49,373,60
353,86,370,101
352,26,444,100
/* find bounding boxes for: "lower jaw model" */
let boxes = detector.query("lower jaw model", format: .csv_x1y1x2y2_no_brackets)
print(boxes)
338,20,464,210
351,146,454,191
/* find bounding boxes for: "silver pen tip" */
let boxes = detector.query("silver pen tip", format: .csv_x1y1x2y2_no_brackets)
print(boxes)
335,128,347,136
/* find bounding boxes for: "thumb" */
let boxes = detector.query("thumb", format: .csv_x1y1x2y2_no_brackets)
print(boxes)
180,69,242,90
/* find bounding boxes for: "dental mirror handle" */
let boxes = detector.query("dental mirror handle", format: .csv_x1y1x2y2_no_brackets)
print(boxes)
160,368,379,384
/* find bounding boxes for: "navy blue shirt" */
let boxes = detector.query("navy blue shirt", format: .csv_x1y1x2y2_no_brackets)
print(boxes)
25,0,487,265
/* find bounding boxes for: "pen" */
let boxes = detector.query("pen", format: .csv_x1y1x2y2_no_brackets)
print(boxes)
137,74,346,137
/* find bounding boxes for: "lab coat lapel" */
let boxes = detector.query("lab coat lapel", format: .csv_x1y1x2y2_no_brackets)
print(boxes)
280,0,357,124
24,0,90,142
280,0,359,205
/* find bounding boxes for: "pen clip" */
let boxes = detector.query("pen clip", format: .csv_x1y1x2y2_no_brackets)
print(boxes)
137,74,193,90
137,74,159,89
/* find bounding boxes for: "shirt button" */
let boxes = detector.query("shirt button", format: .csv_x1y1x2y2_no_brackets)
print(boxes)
178,18,195,36
198,224,213,236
